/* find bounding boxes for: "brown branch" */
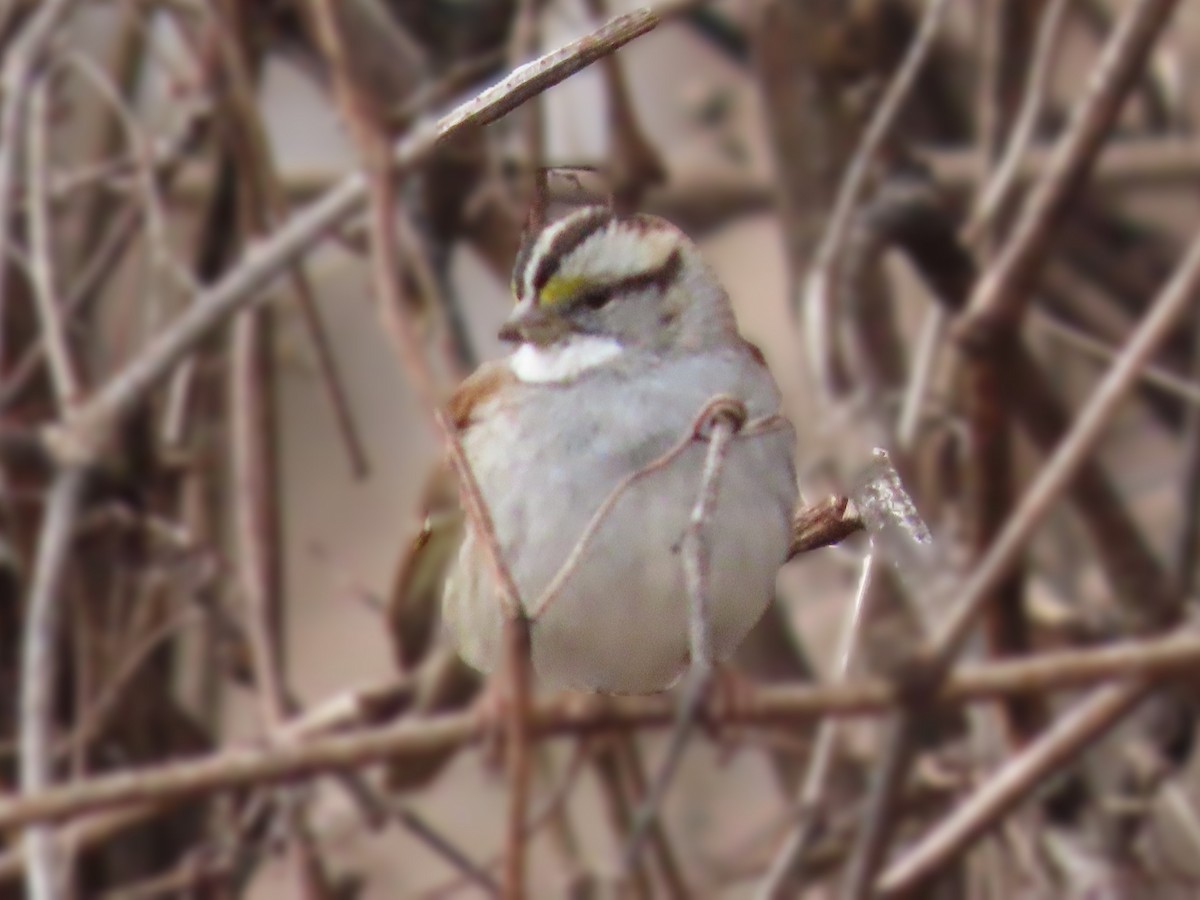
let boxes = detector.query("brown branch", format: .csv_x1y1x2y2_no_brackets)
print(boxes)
582,0,666,213
24,72,81,413
18,467,88,900
929,222,1200,668
788,495,862,557
846,5,1186,887
0,0,80,368
959,0,1182,330
55,0,700,463
7,629,1200,834
304,1,700,893
759,553,876,896
872,209,1200,899
960,0,1067,750
803,0,954,413
876,679,1157,897
874,174,1182,638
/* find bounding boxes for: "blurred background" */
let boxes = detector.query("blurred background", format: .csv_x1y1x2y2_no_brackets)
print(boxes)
3,0,1200,897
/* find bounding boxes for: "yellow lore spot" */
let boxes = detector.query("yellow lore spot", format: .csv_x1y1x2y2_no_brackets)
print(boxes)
538,274,588,307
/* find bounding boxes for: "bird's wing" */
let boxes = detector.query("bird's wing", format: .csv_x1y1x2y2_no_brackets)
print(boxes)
385,359,517,671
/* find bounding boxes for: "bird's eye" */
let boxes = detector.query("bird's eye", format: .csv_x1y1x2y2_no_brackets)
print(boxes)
576,285,615,310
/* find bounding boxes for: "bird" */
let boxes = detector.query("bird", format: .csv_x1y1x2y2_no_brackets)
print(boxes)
392,205,798,696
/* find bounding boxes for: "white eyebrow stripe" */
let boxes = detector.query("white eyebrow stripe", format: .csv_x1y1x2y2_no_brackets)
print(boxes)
522,216,574,301
558,224,677,283
518,211,683,304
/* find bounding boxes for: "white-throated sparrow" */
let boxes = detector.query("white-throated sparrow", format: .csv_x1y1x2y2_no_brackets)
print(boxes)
404,206,797,694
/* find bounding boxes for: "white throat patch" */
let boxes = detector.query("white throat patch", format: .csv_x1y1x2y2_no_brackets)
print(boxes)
509,336,623,384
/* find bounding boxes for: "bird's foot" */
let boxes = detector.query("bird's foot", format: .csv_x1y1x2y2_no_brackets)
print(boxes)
696,662,758,738
471,666,533,773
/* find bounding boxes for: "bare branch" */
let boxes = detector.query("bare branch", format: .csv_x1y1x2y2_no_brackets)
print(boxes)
66,0,703,452
0,0,81,369
7,628,1200,835
19,467,88,900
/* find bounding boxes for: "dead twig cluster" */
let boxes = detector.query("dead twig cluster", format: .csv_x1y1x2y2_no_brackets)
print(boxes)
2,1,1200,898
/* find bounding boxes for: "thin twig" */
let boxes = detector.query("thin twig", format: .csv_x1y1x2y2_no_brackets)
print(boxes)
876,679,1155,896
0,99,209,412
803,0,954,402
593,741,656,898
305,0,616,893
843,5,1185,890
931,223,1200,665
1173,300,1200,593
25,70,81,412
387,802,502,897
230,311,291,720
856,212,1200,898
508,0,547,227
19,467,89,900
207,2,370,481
9,627,1200,833
583,0,666,212
0,0,80,373
838,452,942,900
960,0,1182,327
966,0,1074,243
64,0,699,452
757,552,876,898
66,50,198,296
1035,309,1200,407
764,231,942,896
621,396,747,872
615,737,690,898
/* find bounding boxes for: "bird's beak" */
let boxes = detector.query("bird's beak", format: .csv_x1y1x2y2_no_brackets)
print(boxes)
498,299,568,345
